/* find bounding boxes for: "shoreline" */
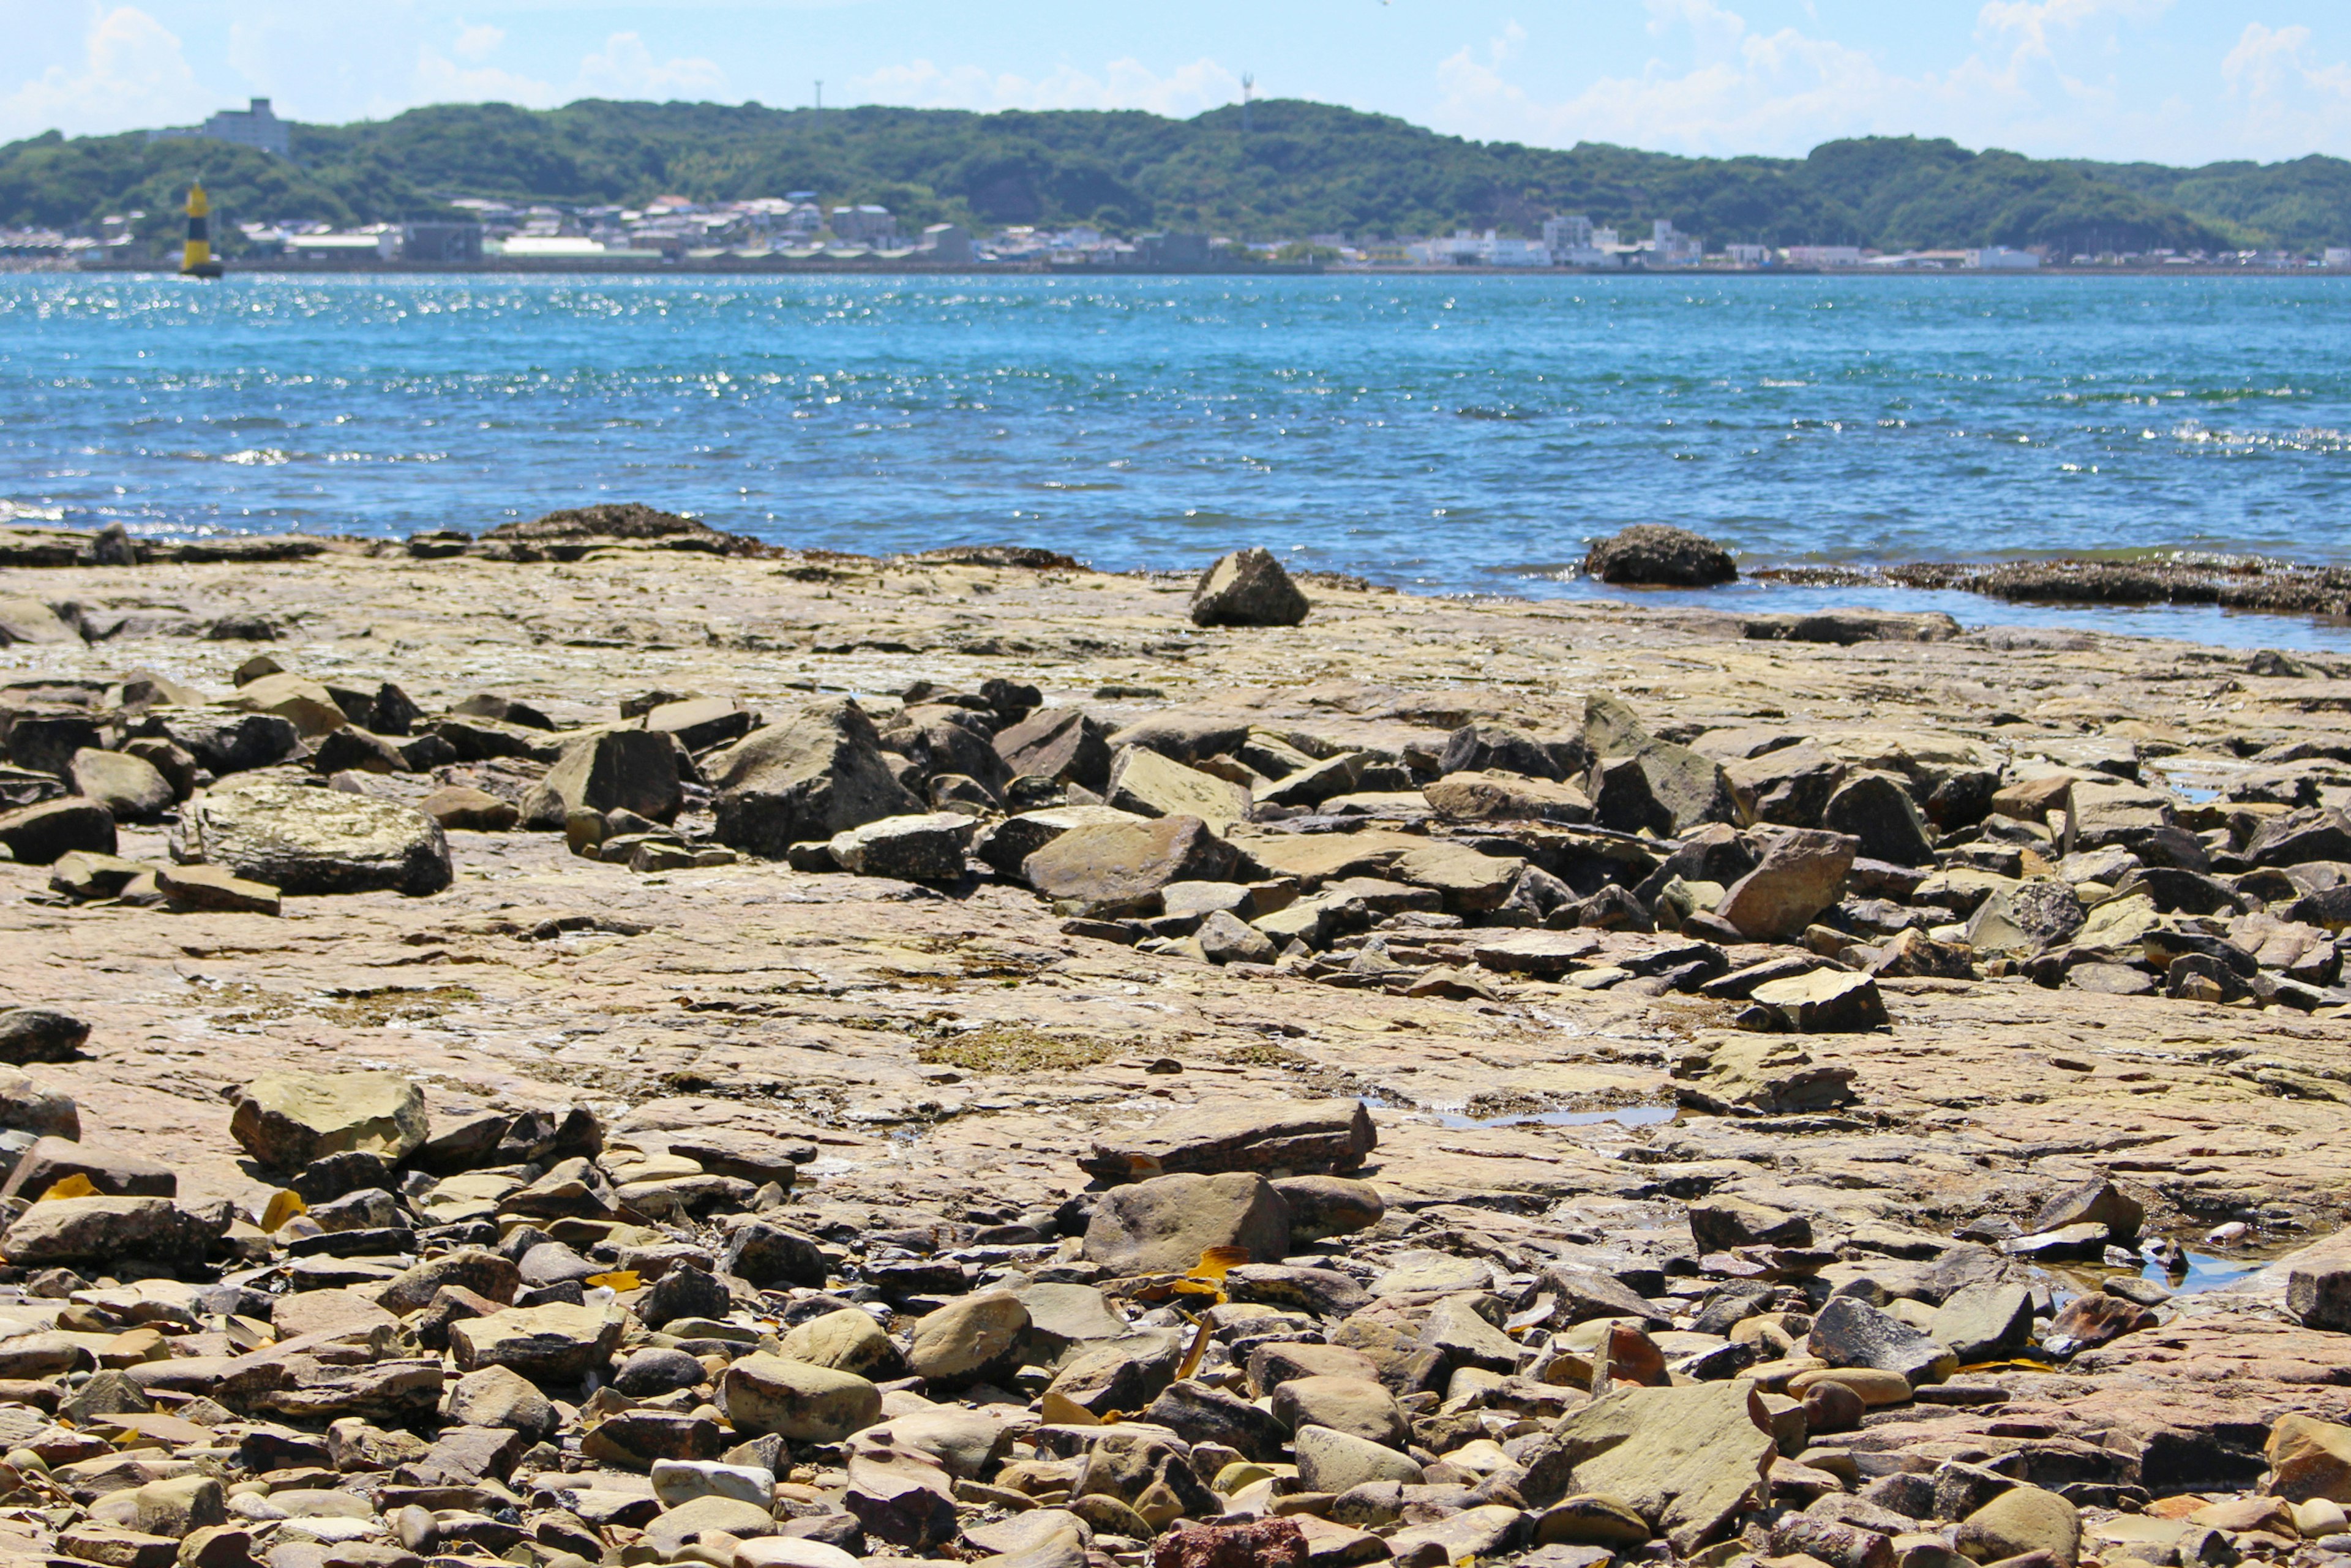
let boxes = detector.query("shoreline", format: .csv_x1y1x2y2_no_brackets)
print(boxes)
17,258,2351,279
6,521,2347,648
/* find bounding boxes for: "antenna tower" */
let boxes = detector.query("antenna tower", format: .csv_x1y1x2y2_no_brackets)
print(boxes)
1242,74,1254,133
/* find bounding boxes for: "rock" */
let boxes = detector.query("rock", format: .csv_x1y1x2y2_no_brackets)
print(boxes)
708,699,925,857
1807,1297,1957,1386
420,785,518,831
2247,808,2351,869
520,729,683,829
0,1135,172,1198
1107,747,1251,833
1080,1100,1376,1182
1750,969,1889,1032
1519,1379,1776,1554
1423,770,1595,824
1728,741,1847,827
640,1496,778,1559
1152,1518,1308,1568
778,1307,899,1377
1191,547,1311,628
446,1365,558,1438
1689,1197,1813,1251
1272,1375,1411,1446
825,812,976,882
2030,1178,2144,1240
846,1438,960,1547
1197,910,1278,964
722,1354,883,1442
1144,1379,1289,1462
229,1072,427,1168
1535,1495,1652,1548
156,864,282,915
132,1474,226,1539
69,751,172,823
0,1195,221,1267
0,596,78,645
144,711,299,776
175,779,451,895
377,1249,520,1314
1676,1035,1856,1114
1022,814,1240,918
1585,525,1737,587
613,1345,710,1397
1965,882,2087,955
2041,1292,2156,1357
0,1066,77,1141
0,797,116,863
1955,1485,2079,1568
723,1221,829,1289
651,1457,774,1508
1272,1176,1385,1240
1387,1506,1529,1564
1823,773,1938,868
1929,1284,2034,1362
1718,830,1858,942
0,1009,89,1066
2267,1415,2351,1503
1082,1172,1291,1274
2290,1267,2351,1333
996,708,1116,796
1293,1424,1423,1492
448,1304,624,1382
1392,840,1525,911
907,1291,1029,1383
224,673,347,739
1419,1296,1523,1376
48,848,148,900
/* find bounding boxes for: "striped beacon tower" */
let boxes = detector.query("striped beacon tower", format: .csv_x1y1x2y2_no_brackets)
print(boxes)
180,181,223,278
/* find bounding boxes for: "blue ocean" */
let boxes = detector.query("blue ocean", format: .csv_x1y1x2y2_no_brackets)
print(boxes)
4,271,2348,645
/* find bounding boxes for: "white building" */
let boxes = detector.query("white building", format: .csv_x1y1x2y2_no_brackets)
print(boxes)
2325,247,2351,268
1723,243,1771,267
1407,229,1552,266
1646,219,1703,266
1965,246,2041,270
148,98,291,158
1786,246,1863,267
1542,214,1594,251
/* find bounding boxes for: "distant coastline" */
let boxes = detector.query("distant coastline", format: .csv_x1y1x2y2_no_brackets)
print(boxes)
39,257,2351,279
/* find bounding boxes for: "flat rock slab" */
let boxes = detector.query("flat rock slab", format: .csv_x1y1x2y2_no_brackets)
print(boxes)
1078,1099,1376,1182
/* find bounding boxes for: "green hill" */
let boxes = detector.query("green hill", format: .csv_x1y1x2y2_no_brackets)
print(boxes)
2,98,2341,257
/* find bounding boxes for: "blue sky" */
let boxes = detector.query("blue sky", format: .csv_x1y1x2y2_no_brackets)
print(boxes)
5,1,2349,165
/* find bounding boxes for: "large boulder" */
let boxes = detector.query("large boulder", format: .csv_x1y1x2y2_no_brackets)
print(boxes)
994,708,1114,793
1079,1100,1377,1182
1584,526,1737,587
141,711,301,776
1821,773,1937,867
230,1071,429,1169
521,729,683,828
1520,1380,1775,1554
0,798,114,864
707,700,923,857
722,1355,883,1442
0,1196,223,1267
175,778,451,895
69,751,173,823
1021,815,1239,918
1106,748,1251,833
827,813,977,882
451,1305,626,1382
1081,1172,1292,1274
1190,549,1310,628
1717,830,1858,941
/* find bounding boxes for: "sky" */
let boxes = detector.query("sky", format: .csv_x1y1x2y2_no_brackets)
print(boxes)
4,0,2349,167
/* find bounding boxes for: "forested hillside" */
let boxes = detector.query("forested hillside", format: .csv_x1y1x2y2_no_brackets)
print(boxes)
2,97,2342,255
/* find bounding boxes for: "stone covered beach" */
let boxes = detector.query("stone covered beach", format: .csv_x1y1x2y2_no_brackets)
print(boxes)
0,511,2347,1568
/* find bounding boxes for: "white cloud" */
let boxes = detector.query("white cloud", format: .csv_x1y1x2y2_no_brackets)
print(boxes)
2221,21,2351,150
0,4,213,140
453,22,505,66
574,32,727,101
852,56,1242,117
1427,0,2246,160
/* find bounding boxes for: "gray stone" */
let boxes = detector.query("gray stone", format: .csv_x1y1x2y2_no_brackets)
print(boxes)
1585,526,1736,587
708,699,924,857
1191,547,1311,628
1022,814,1240,918
230,1072,427,1168
722,1354,883,1442
825,812,976,882
1518,1380,1776,1555
1080,1100,1375,1182
1293,1424,1423,1493
69,750,172,823
1927,1283,2034,1364
176,778,451,895
0,797,115,864
0,1009,89,1066
520,729,683,829
1719,830,1859,942
1081,1171,1292,1274
1807,1296,1957,1387
1822,772,1938,868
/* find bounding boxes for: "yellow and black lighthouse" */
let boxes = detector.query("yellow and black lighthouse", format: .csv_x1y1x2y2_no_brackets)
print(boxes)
180,181,223,278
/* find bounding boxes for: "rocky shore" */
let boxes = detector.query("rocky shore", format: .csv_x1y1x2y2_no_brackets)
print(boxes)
0,523,2348,1568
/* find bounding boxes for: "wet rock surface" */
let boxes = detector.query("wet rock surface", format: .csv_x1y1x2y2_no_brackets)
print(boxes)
0,530,2347,1567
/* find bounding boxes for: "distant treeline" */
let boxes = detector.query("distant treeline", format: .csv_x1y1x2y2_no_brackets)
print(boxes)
3,97,2347,255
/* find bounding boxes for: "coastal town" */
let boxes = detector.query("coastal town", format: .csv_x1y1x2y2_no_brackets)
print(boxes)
4,98,2348,275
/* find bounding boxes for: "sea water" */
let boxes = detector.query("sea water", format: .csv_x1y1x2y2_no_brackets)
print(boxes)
4,271,2348,647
